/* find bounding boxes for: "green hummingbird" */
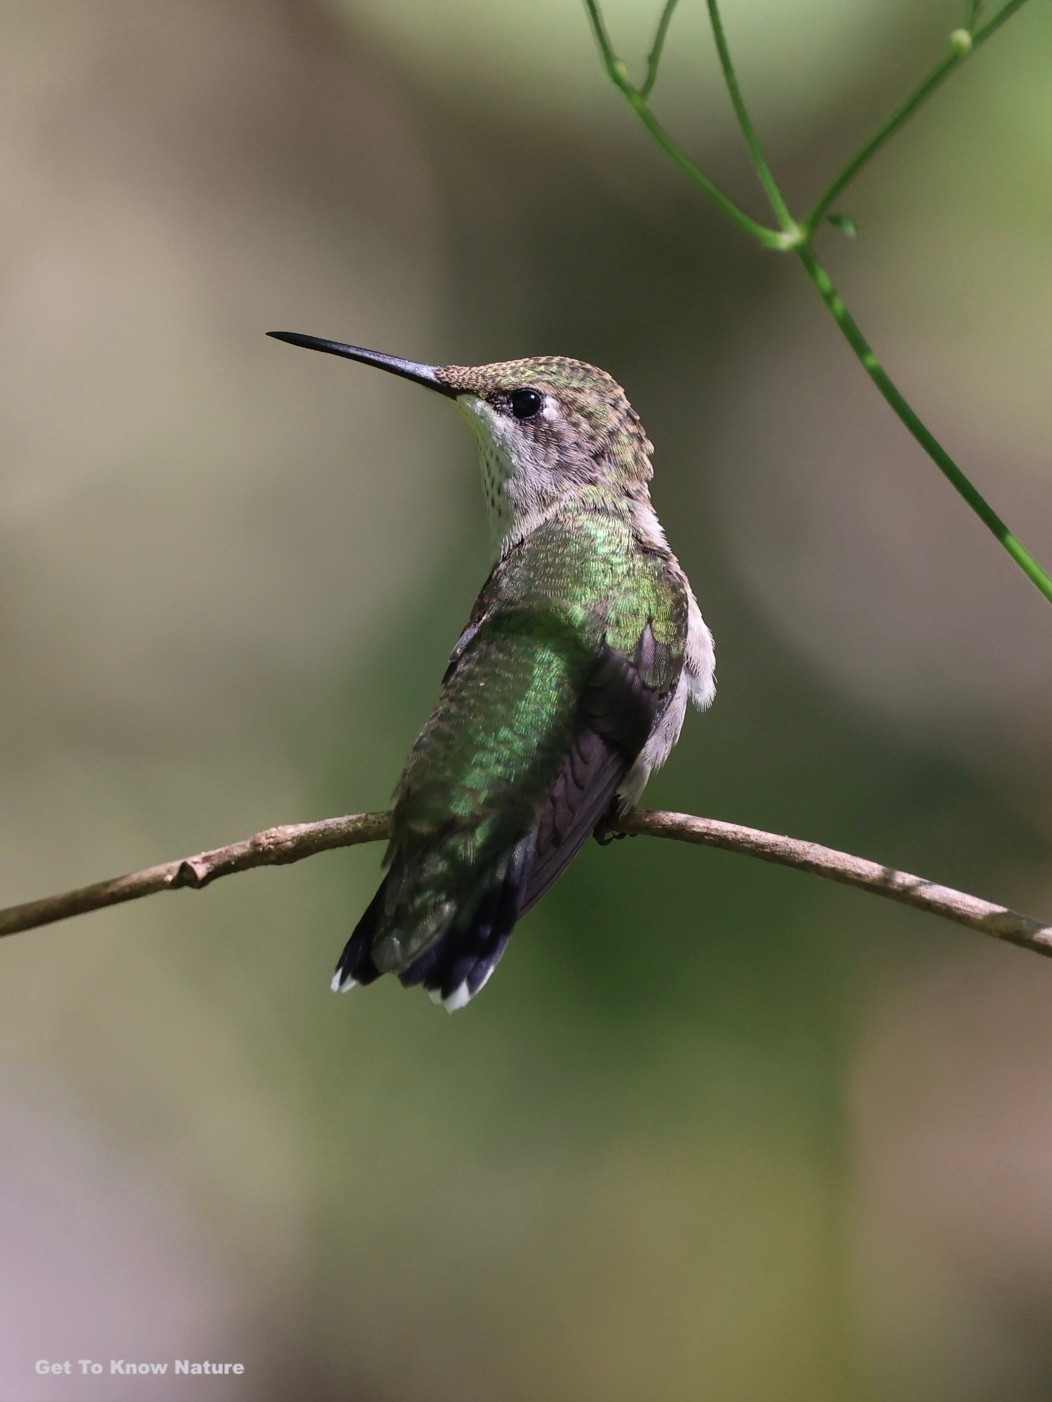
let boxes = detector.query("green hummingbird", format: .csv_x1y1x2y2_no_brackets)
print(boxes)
268,331,715,1010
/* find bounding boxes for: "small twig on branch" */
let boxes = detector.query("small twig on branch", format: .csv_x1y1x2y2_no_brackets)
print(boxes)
1,810,1048,959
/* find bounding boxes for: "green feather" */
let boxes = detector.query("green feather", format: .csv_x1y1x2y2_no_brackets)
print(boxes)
371,505,686,972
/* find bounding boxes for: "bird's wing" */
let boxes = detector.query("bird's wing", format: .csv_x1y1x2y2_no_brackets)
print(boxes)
353,517,687,990
518,626,673,915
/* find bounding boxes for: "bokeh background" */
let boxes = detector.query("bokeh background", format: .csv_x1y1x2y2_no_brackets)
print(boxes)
1,1,1050,1398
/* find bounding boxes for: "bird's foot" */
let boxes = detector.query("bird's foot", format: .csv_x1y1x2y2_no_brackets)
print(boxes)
593,803,632,846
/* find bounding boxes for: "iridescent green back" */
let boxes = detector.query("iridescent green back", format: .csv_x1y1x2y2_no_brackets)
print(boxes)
370,504,686,972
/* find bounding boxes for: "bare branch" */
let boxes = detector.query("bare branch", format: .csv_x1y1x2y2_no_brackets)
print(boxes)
0,812,391,939
618,811,1052,957
1,809,1048,959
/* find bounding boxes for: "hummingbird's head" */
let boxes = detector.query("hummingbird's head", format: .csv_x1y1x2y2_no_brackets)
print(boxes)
436,355,654,543
267,334,654,549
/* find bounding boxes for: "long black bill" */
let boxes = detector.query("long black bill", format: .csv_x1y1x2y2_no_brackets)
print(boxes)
266,331,455,397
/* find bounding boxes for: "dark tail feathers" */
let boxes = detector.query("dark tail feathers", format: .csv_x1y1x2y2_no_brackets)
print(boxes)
331,836,534,1011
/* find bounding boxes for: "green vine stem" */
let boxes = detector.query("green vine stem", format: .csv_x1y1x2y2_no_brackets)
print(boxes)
582,0,785,248
704,0,796,234
795,241,1047,589
583,0,1052,606
804,0,1033,237
640,0,681,100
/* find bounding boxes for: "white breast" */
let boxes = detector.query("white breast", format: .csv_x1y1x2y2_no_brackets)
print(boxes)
618,584,715,810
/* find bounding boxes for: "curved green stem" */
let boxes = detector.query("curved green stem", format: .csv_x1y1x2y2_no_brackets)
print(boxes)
641,0,681,100
582,0,1052,604
620,89,787,248
796,244,1052,602
582,0,785,248
705,0,797,234
804,0,1032,236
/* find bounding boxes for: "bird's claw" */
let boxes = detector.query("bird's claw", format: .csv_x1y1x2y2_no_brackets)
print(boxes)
593,805,631,846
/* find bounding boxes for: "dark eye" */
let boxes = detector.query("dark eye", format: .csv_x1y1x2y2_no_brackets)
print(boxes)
508,388,542,420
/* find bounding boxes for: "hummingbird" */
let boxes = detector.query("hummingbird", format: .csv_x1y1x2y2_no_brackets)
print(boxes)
268,331,715,1011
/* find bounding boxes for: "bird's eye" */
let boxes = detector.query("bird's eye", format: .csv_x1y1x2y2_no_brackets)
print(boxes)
508,388,543,420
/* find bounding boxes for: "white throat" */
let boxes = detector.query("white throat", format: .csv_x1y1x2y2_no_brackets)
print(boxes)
456,394,556,555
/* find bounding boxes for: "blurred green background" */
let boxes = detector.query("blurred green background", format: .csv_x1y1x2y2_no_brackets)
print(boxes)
1,1,1050,1398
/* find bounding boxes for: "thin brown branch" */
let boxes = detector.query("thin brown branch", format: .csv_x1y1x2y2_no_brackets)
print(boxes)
1,809,1048,958
0,812,391,939
617,811,1052,957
